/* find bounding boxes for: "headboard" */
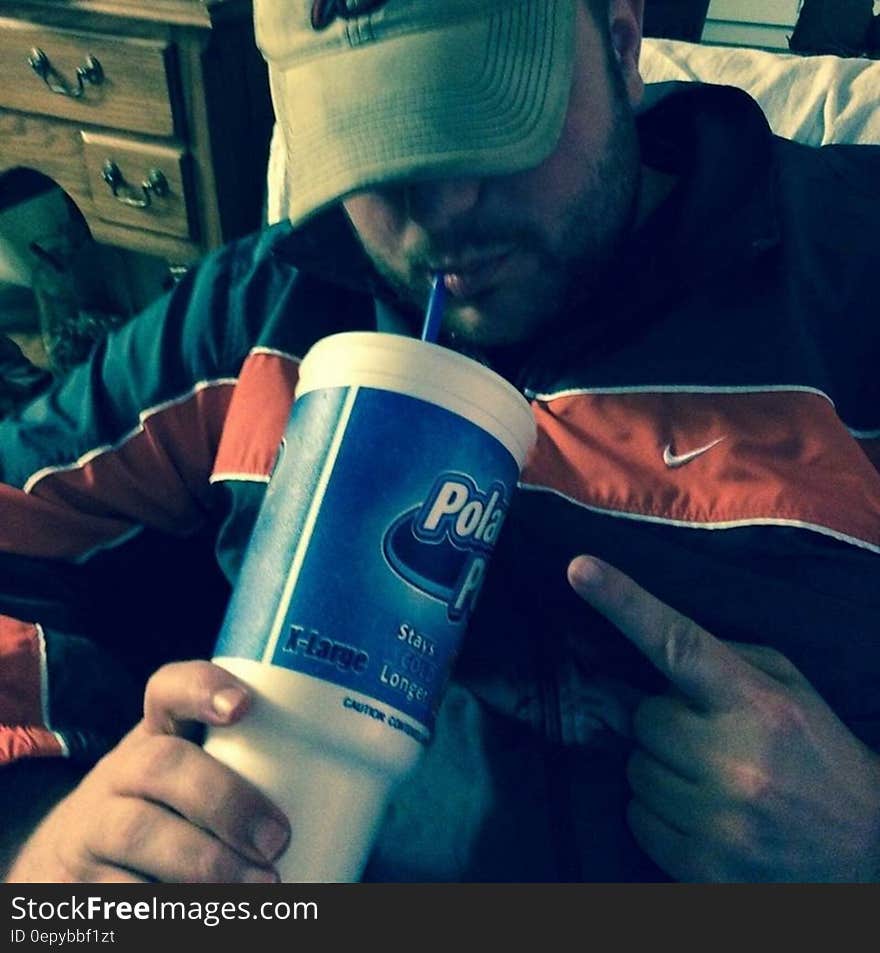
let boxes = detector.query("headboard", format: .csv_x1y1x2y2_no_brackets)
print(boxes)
643,0,711,43
789,0,878,58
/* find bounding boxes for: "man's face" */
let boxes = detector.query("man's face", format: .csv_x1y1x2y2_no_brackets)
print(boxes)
342,2,644,348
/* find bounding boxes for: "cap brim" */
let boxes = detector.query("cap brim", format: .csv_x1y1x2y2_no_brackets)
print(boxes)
270,0,577,226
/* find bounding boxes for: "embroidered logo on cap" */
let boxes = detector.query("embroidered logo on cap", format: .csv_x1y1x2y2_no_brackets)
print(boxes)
311,0,389,30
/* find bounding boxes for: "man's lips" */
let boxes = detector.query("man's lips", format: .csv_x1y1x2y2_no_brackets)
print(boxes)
429,247,515,299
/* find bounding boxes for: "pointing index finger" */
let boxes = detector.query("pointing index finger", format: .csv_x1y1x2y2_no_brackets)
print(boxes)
568,556,759,711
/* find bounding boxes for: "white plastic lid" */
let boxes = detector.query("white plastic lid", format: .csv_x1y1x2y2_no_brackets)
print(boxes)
295,332,536,467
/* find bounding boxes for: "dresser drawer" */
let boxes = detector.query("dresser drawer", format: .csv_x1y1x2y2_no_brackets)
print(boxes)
81,133,194,240
0,19,177,137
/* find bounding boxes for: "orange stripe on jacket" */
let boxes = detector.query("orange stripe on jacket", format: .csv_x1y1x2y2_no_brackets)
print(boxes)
213,350,300,481
521,390,880,548
0,726,64,762
1,383,235,559
0,616,45,728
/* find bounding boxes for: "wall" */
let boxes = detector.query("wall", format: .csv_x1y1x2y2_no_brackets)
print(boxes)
703,0,800,50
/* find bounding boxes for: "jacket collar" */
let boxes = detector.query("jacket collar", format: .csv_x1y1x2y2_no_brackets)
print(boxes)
634,81,781,281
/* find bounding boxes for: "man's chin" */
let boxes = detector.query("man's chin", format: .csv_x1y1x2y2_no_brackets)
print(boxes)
439,295,553,350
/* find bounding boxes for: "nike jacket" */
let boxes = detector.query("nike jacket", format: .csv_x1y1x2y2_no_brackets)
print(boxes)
1,82,879,881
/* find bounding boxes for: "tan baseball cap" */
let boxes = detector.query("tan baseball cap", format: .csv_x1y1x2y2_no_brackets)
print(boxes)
255,0,577,226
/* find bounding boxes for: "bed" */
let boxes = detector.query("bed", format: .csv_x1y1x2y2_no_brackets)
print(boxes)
639,36,880,146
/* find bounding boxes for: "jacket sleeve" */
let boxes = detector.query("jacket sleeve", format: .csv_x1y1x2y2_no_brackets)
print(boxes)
0,615,141,764
0,227,299,768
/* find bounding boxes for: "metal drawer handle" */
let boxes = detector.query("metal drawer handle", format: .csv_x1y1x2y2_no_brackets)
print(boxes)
28,48,104,99
101,160,169,209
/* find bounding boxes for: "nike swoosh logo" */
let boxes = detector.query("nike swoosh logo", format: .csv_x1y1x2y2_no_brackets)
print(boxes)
662,436,727,469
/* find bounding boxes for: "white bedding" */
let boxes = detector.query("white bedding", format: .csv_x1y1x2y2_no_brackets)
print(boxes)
640,37,880,146
266,37,880,225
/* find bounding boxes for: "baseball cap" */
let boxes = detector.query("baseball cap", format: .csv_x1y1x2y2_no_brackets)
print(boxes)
255,0,578,226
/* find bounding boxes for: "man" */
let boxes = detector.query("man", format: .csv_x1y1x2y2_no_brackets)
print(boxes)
2,0,879,882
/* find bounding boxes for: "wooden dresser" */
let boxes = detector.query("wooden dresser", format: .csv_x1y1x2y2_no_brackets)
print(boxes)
0,0,275,265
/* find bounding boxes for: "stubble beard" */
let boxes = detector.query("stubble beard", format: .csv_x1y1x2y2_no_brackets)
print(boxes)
357,61,642,350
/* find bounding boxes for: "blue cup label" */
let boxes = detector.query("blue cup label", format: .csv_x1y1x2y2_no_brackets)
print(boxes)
214,385,520,736
383,473,507,622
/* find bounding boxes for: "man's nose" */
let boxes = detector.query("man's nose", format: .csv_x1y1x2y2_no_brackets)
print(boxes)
403,177,482,231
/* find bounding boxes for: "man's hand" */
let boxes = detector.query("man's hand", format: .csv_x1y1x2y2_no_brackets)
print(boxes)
568,555,880,882
5,661,290,883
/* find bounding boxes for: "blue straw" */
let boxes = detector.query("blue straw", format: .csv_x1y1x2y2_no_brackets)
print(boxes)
421,272,446,343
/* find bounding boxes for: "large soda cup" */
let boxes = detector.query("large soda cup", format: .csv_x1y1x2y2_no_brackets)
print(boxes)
203,331,536,882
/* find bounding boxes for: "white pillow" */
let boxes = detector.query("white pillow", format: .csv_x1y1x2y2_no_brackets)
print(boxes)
640,37,880,146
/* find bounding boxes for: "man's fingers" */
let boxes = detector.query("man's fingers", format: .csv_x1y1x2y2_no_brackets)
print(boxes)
631,694,713,783
726,641,810,687
89,868,151,884
627,749,702,834
568,556,760,712
626,799,731,883
141,660,252,737
626,799,696,882
110,733,290,869
93,797,278,884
